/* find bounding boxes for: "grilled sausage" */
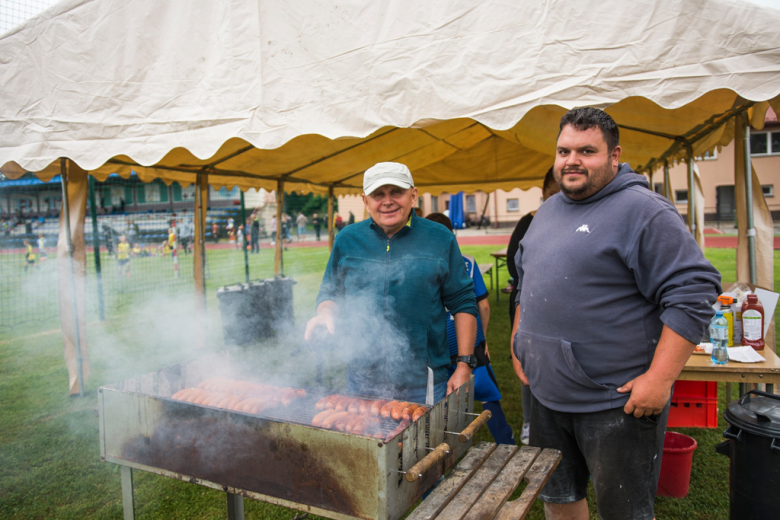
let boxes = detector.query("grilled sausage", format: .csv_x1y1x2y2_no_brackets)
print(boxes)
334,413,355,432
192,391,212,405
172,388,195,401
412,407,428,422
361,417,381,436
321,411,350,430
401,404,420,422
344,414,362,433
391,401,409,422
312,409,339,427
315,396,333,410
350,416,367,434
369,400,389,416
325,395,342,410
358,400,372,415
335,398,355,412
223,395,244,410
347,399,364,414
380,401,399,419
384,419,410,442
214,394,235,408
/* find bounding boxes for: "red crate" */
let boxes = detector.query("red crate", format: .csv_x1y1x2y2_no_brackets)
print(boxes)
673,381,717,400
667,397,718,428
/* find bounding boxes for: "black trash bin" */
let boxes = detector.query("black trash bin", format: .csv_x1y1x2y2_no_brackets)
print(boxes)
216,276,295,345
715,390,780,519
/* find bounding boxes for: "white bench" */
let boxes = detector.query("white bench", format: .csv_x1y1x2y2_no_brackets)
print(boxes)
479,263,494,290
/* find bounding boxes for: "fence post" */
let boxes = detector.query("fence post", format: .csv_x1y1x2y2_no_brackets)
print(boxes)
87,175,105,321
274,181,284,276
740,113,757,285
240,189,249,283
194,173,208,312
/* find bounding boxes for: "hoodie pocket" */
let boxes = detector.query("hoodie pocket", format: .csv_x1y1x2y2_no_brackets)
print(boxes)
514,330,610,406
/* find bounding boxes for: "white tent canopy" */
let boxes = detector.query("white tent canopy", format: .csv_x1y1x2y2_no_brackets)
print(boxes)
1,0,780,194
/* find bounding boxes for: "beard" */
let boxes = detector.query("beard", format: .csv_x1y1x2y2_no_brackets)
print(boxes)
555,161,614,200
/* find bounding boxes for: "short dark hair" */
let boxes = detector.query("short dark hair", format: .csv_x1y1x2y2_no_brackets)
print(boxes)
558,107,619,151
543,166,556,192
425,212,453,232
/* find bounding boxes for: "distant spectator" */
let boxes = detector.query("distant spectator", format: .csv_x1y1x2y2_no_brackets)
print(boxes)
311,213,322,241
296,212,308,241
250,217,260,253
348,211,355,225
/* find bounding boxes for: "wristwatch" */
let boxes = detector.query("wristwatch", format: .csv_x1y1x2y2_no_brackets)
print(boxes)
456,355,478,369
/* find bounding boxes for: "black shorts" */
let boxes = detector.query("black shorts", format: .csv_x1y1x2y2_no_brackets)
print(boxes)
530,392,669,520
118,259,129,266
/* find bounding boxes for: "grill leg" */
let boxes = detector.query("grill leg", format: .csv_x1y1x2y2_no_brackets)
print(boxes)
227,492,244,520
120,466,135,520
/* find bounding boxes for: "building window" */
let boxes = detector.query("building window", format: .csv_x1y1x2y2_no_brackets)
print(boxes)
507,199,519,212
750,131,780,155
674,190,688,204
431,197,438,213
466,194,476,213
695,150,717,161
762,185,774,197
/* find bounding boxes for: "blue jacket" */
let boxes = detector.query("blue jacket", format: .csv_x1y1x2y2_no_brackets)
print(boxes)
514,164,721,413
317,211,477,391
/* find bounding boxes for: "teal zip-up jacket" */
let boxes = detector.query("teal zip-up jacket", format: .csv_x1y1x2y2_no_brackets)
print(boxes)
316,211,477,392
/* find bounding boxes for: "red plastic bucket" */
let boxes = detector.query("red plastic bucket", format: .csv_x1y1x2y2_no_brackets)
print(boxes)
657,432,698,498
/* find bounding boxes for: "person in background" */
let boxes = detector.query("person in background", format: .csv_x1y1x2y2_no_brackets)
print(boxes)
282,213,292,241
311,213,322,241
348,210,355,225
505,167,560,445
334,213,344,233
251,217,260,253
511,107,721,520
296,212,308,241
23,239,37,272
426,212,514,445
211,221,219,243
236,224,244,249
37,233,47,262
270,215,277,244
117,235,130,279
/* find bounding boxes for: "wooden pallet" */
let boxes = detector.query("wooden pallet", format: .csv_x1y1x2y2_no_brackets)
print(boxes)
408,442,561,520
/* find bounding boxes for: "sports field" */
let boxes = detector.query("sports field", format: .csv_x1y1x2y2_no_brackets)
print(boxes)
0,246,776,519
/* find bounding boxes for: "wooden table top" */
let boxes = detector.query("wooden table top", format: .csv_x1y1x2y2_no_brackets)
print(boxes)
490,248,508,259
680,346,780,384
408,442,561,520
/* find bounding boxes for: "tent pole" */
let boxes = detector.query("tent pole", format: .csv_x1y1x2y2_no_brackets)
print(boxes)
648,169,654,192
60,158,85,397
740,114,758,285
663,160,671,201
87,175,105,321
240,189,249,283
274,181,283,276
194,173,208,312
327,186,334,252
686,145,696,235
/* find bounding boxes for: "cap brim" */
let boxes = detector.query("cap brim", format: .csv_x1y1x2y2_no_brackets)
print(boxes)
364,178,413,195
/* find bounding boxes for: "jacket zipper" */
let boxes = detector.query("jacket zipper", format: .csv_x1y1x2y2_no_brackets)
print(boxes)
383,238,390,314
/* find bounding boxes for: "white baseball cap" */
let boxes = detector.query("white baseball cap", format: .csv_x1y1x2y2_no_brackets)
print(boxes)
363,162,414,195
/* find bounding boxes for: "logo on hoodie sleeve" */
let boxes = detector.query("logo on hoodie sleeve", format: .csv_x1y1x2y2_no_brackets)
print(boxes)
575,224,591,234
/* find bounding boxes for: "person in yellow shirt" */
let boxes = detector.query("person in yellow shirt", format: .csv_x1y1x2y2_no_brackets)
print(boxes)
24,239,37,272
117,235,131,279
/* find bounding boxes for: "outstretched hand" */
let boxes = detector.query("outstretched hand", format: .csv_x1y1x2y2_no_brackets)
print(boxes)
447,365,472,396
304,303,337,341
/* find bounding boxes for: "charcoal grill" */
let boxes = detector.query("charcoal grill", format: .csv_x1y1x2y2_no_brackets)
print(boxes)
98,351,488,520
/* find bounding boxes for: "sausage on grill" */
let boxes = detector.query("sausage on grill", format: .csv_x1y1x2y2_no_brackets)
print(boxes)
391,401,410,422
347,399,363,414
380,401,399,419
322,411,350,430
412,407,428,421
401,404,420,422
312,409,339,427
369,400,389,416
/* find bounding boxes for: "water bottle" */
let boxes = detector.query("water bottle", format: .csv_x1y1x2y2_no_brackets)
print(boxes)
710,311,729,364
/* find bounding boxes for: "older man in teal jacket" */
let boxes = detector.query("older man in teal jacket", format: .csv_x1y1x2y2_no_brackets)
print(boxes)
305,162,478,405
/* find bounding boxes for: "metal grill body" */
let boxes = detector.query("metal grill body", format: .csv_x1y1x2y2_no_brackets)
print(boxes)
99,352,475,520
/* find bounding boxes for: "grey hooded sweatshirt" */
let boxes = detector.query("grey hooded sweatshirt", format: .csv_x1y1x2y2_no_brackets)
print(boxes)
514,163,721,413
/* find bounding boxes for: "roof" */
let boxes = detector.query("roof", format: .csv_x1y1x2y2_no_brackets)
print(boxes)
1,0,779,194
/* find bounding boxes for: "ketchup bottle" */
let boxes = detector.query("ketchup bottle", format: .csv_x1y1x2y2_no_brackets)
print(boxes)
741,294,765,350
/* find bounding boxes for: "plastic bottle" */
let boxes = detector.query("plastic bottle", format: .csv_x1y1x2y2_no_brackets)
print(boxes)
741,294,765,350
717,295,735,346
710,311,729,364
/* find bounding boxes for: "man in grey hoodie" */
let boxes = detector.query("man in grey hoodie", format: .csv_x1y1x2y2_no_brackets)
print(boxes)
511,107,721,520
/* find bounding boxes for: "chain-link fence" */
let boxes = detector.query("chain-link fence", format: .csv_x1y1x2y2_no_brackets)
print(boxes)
0,173,307,329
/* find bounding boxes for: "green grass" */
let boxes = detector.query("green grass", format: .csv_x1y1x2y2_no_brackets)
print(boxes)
0,246,777,519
